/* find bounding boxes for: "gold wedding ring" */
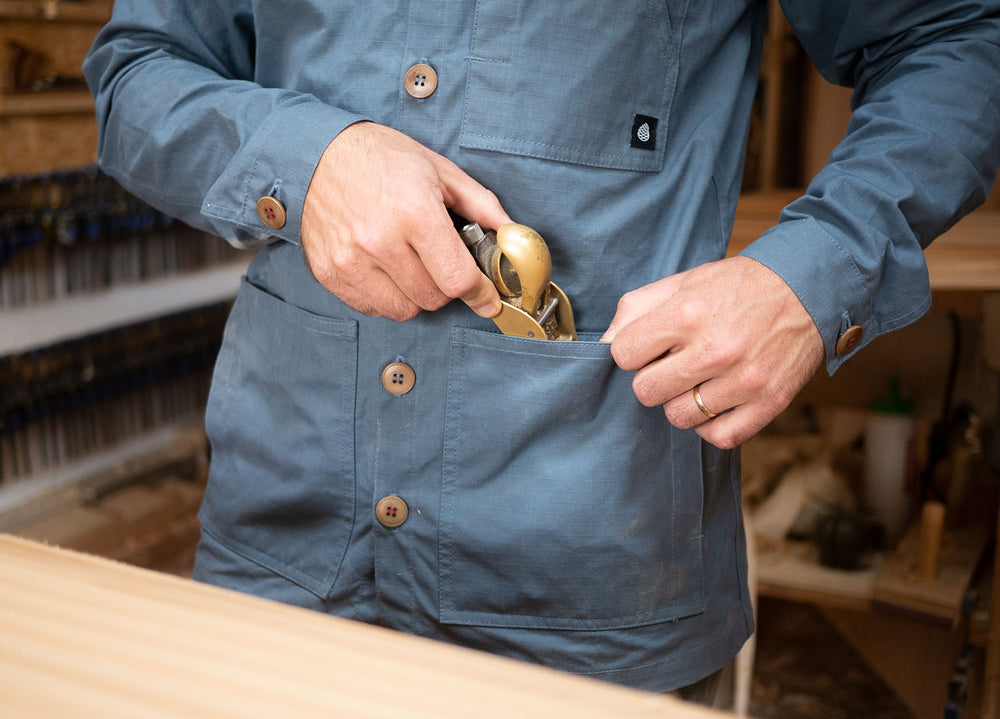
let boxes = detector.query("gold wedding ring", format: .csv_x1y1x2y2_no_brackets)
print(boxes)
692,383,717,419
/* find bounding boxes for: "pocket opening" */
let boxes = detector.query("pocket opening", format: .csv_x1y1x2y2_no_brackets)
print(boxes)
439,327,705,630
198,278,360,599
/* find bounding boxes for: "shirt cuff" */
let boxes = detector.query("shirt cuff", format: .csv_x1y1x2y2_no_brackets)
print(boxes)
200,100,368,249
739,216,878,375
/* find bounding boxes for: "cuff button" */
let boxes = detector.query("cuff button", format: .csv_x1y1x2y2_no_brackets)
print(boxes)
256,196,287,230
835,325,864,355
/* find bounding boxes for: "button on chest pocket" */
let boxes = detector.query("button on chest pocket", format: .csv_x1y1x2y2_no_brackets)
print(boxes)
439,328,705,631
461,0,683,171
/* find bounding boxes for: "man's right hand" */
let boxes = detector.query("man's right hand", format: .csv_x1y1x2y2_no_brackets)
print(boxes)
301,121,510,320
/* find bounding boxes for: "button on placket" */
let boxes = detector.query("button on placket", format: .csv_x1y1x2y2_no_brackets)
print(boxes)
404,63,437,99
375,495,409,529
381,361,416,395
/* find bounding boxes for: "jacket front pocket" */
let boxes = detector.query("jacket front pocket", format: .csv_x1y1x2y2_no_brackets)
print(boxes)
199,278,359,599
439,328,705,630
461,0,684,172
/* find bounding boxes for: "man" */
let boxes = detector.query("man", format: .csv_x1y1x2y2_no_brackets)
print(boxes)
84,0,1000,695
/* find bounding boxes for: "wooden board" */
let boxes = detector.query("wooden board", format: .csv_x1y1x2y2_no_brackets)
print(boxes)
0,535,728,719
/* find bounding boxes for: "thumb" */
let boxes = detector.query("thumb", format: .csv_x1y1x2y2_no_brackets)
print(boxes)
462,271,504,319
425,154,509,318
412,204,503,318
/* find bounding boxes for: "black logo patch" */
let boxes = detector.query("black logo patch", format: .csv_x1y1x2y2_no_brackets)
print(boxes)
630,114,658,151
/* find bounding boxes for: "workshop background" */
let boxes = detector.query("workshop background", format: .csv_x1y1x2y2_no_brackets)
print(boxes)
2,2,999,718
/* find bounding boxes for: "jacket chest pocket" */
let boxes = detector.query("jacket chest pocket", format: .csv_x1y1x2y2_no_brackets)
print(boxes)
439,328,705,631
461,0,685,171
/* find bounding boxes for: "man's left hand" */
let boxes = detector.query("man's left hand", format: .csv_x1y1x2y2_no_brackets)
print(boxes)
601,256,824,449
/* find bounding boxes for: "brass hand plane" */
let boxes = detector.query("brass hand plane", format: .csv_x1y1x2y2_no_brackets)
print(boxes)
459,222,576,341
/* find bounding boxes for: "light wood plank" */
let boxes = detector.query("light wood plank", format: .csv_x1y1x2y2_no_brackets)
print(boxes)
0,535,726,719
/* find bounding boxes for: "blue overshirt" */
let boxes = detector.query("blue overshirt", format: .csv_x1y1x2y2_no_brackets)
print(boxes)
84,0,1000,692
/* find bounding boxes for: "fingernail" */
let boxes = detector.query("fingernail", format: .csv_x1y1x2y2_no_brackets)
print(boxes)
599,324,618,343
475,299,502,319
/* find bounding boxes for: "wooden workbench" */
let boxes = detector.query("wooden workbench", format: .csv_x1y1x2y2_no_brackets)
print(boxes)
0,534,725,719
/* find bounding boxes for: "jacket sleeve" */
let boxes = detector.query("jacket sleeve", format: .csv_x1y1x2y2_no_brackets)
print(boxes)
740,0,1000,373
82,0,367,249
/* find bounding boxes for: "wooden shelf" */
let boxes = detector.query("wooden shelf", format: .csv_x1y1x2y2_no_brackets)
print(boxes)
0,0,111,23
0,424,207,523
731,191,1000,292
926,212,1000,291
0,89,93,116
0,259,251,355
